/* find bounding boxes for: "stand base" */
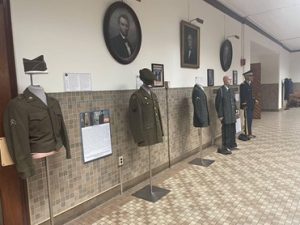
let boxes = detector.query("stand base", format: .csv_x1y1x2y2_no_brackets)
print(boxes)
132,185,170,202
189,158,215,167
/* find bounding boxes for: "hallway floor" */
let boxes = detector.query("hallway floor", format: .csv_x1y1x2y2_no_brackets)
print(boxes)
66,108,300,225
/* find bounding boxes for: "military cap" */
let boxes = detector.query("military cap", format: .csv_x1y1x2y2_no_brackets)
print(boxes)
139,68,155,84
243,70,253,76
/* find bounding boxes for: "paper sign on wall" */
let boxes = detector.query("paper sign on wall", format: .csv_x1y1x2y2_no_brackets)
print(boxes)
80,110,112,163
64,73,92,91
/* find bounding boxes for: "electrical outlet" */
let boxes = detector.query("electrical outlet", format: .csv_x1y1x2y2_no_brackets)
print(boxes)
118,156,124,166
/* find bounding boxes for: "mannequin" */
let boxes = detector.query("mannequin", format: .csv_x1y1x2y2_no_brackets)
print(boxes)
28,85,47,105
130,68,169,202
27,85,63,159
192,79,210,128
4,85,70,178
129,68,164,146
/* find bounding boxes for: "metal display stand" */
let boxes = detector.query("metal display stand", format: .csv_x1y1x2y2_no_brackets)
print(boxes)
29,73,54,225
132,146,170,202
189,128,215,167
165,81,171,168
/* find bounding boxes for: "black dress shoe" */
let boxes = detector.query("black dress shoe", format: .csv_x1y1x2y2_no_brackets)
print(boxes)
217,148,232,155
230,147,239,150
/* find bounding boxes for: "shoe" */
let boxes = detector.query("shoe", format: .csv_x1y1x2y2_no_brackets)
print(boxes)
23,55,48,74
217,148,232,155
249,134,256,139
230,146,239,150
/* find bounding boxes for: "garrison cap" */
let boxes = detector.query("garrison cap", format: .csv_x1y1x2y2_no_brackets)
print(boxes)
243,70,253,76
139,68,155,84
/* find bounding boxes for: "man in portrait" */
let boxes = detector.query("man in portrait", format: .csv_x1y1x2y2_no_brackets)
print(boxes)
184,32,197,64
110,14,134,58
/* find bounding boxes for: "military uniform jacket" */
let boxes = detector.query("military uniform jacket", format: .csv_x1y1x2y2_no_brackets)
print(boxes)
129,87,164,146
3,88,71,178
215,85,237,124
192,84,210,127
240,81,255,110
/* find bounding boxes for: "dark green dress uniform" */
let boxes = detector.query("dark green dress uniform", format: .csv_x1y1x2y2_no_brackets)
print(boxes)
129,87,164,146
3,88,71,179
215,85,237,150
192,84,210,127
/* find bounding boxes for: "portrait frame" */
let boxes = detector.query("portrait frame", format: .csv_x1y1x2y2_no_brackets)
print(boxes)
103,2,142,65
180,20,200,69
207,69,214,86
232,70,238,85
151,63,164,87
220,39,233,72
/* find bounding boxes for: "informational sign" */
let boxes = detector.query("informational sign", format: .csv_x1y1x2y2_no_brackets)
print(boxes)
80,110,112,163
64,73,92,91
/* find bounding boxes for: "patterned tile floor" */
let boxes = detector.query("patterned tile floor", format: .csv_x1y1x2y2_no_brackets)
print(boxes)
66,109,300,225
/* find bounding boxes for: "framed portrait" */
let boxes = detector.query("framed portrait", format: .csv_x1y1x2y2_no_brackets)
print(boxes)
180,20,200,69
220,39,233,72
232,70,238,85
103,2,142,65
207,69,214,86
151,63,164,87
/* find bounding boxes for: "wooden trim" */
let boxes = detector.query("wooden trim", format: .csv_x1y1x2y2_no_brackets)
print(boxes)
3,0,17,97
0,1,29,224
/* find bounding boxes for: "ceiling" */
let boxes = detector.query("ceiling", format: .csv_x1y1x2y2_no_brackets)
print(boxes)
217,0,300,52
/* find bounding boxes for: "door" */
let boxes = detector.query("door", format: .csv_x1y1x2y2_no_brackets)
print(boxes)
251,63,262,119
0,0,30,224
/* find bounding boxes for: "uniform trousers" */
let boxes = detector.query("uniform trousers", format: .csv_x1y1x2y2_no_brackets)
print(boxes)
222,122,236,149
245,108,254,135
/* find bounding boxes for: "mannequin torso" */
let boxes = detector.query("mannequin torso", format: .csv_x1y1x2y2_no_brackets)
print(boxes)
27,86,60,159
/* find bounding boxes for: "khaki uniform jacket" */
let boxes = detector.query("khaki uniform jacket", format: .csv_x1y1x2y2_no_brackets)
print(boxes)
129,87,164,146
3,88,70,178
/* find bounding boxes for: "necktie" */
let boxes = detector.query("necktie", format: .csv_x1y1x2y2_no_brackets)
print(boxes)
124,41,131,56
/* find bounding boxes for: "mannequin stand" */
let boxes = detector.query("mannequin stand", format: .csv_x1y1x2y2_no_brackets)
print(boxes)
189,128,214,167
29,73,54,224
132,146,170,202
45,158,54,225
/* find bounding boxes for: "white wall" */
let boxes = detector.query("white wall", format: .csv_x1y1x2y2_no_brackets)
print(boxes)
10,0,243,93
10,0,290,94
290,52,300,82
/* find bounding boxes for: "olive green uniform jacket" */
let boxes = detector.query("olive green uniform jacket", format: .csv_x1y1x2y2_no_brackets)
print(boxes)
3,88,71,179
129,87,164,146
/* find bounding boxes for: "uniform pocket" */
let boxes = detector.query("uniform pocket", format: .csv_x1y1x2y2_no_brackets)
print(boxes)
28,112,49,135
29,112,48,121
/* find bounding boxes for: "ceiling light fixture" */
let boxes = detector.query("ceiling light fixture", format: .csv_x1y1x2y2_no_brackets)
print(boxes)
189,18,204,24
226,35,240,39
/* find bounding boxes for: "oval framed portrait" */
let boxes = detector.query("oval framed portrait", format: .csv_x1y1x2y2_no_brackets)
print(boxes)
103,2,142,65
220,39,233,72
